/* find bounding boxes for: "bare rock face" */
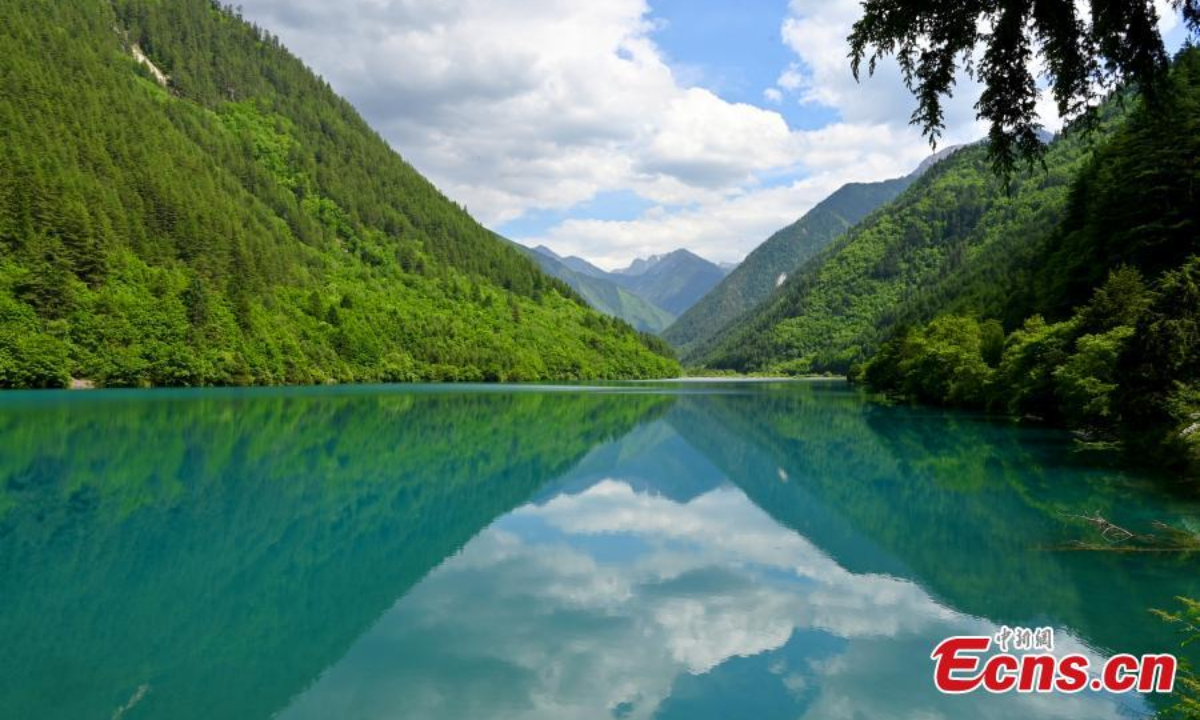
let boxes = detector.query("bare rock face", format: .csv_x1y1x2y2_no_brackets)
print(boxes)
131,44,170,87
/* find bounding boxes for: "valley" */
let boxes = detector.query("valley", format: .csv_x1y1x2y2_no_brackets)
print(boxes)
1,2,1197,718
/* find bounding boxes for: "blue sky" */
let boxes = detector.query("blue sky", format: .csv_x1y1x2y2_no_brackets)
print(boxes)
498,0,839,242
237,0,1190,269
650,0,834,130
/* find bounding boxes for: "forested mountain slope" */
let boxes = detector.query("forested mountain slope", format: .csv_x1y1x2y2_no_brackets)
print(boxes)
694,110,1108,374
693,48,1197,472
521,245,676,333
0,0,677,387
665,174,917,357
861,50,1199,473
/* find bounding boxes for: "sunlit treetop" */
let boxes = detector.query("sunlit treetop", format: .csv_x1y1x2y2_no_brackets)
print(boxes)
849,0,1199,178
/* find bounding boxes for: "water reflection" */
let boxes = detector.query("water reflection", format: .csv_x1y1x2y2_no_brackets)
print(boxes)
0,381,1195,719
0,387,671,720
280,419,1157,719
671,384,1200,660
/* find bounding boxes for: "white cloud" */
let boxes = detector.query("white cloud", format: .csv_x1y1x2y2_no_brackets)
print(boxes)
777,63,805,91
523,0,995,267
1156,0,1181,34
238,0,1183,268
635,88,803,190
537,0,1167,267
234,0,961,266
236,0,806,229
528,121,932,268
781,0,990,142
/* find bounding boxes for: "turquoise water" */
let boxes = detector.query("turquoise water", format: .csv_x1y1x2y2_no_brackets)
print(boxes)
0,380,1196,719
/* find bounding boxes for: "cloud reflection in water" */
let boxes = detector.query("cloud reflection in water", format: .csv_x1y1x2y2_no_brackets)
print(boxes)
280,425,1147,720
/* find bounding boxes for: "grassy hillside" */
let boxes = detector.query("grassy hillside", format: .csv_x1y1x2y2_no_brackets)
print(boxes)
665,175,916,358
0,0,678,387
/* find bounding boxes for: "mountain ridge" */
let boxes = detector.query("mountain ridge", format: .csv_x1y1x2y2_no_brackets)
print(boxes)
520,245,728,331
664,144,977,358
664,172,919,356
520,244,676,333
533,246,610,279
0,0,678,387
608,249,729,318
692,129,1099,373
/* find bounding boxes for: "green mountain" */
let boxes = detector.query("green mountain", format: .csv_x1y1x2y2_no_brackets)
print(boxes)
860,51,1199,472
0,0,677,388
609,249,729,317
665,174,919,358
693,121,1101,374
695,50,1198,471
534,246,610,279
521,245,676,333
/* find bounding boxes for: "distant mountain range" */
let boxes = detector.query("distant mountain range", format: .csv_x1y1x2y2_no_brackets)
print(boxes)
520,147,965,343
612,254,665,277
533,246,610,279
608,249,730,316
523,246,730,333
520,245,676,333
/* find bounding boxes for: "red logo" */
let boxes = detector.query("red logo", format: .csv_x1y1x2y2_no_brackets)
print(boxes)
931,629,1176,695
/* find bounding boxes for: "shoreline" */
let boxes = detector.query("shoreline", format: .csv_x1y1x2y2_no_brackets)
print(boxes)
654,375,846,383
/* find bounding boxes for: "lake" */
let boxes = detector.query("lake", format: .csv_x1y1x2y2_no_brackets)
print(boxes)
0,380,1196,719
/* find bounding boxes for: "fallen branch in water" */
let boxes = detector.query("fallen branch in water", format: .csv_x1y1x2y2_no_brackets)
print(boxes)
1044,512,1200,553
1065,511,1137,544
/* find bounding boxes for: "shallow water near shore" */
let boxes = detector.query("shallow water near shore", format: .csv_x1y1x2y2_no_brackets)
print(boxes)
0,380,1196,719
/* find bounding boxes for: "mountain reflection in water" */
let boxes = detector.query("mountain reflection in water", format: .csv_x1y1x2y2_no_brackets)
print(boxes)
0,381,1195,719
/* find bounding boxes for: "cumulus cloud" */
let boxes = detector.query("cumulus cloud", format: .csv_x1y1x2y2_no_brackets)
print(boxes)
528,121,931,268
236,0,1178,267
233,0,958,265
525,0,997,266
636,89,802,190
236,0,806,228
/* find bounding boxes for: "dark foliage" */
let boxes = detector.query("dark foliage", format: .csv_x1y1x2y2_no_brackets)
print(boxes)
849,0,1198,178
